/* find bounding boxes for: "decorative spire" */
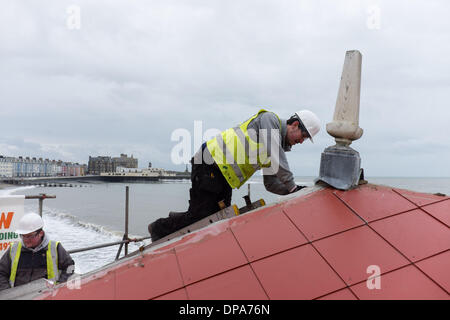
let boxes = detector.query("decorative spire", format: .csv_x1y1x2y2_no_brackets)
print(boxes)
326,50,363,147
317,50,364,190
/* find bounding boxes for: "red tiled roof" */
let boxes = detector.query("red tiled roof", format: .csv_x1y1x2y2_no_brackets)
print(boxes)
37,184,450,300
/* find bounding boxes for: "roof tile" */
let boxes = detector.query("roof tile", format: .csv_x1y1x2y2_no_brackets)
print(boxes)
334,184,417,222
175,229,248,285
370,209,450,262
231,205,308,261
251,244,346,299
283,188,364,241
186,265,268,300
350,265,449,300
394,188,447,207
115,251,183,300
421,199,450,227
415,251,450,293
51,271,116,300
314,225,410,285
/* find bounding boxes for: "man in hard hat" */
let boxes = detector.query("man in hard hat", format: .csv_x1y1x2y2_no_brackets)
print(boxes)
0,213,75,291
148,109,321,241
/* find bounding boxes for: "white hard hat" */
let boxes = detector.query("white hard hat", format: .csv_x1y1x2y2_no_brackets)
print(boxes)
294,110,321,143
15,213,44,235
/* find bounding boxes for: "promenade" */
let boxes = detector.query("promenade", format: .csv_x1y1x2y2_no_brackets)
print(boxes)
0,174,191,187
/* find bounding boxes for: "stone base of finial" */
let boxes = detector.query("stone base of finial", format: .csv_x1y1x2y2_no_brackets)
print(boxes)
317,145,363,190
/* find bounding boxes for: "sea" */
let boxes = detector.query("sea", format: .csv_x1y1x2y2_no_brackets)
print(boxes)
1,176,449,275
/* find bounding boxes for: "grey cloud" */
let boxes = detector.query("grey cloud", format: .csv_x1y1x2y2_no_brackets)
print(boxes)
1,0,449,176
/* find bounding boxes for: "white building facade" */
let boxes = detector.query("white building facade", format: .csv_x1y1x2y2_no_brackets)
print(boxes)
0,157,14,178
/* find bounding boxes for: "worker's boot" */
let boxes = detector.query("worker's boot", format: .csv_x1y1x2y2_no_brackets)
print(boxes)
148,222,162,241
168,211,187,219
148,222,154,238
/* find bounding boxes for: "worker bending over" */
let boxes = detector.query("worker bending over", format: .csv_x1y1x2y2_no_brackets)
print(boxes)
148,109,321,241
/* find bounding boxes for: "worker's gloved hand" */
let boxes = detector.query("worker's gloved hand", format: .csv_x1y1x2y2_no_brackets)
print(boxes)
291,185,306,193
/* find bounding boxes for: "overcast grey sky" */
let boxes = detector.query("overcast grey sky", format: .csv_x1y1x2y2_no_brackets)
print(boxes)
1,0,449,177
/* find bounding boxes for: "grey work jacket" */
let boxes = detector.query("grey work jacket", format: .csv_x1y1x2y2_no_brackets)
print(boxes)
246,111,297,195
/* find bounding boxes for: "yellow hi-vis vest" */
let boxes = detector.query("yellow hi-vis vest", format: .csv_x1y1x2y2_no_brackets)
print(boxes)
207,109,281,189
9,241,60,287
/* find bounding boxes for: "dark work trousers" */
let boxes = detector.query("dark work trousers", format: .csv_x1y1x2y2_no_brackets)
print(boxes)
149,155,232,241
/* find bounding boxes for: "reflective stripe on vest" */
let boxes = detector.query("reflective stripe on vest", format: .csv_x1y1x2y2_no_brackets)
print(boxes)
9,242,22,288
207,109,281,189
9,241,60,288
46,241,60,283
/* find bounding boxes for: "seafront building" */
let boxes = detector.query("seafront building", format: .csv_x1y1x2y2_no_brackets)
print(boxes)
0,153,140,177
0,157,14,178
88,154,138,174
87,156,114,175
0,155,86,178
112,154,138,169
